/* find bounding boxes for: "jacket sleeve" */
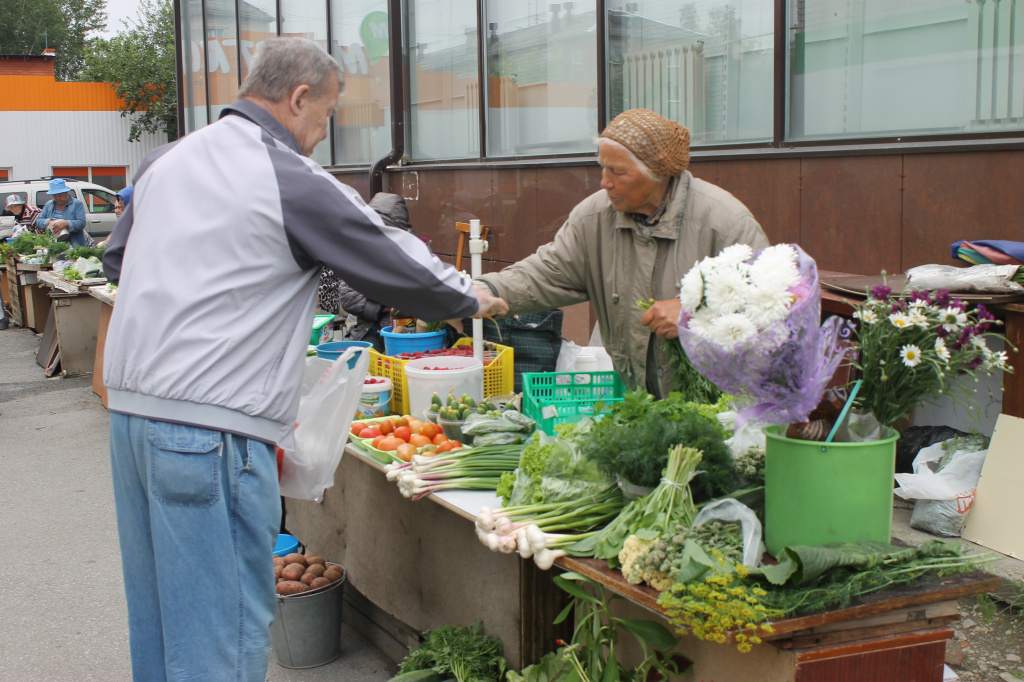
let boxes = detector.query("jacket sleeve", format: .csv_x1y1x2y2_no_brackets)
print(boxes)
477,209,592,314
273,154,479,322
337,280,384,322
66,200,87,233
34,202,52,231
715,213,770,253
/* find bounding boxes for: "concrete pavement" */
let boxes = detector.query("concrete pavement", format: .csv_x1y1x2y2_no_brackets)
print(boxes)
0,326,396,681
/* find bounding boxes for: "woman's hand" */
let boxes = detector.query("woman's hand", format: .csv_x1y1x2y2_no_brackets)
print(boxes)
472,282,509,317
641,298,682,338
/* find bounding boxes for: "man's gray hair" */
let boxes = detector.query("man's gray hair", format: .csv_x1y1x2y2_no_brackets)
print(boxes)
238,37,344,102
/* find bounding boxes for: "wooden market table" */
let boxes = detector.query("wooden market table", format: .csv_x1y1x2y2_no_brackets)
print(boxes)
819,270,1024,419
284,442,999,681
7,259,52,331
87,285,115,406
35,271,107,376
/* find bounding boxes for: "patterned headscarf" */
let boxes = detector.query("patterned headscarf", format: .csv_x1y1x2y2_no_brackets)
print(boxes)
600,109,690,178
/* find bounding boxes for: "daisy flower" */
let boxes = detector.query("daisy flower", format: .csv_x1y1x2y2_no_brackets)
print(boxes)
909,309,929,328
934,338,950,362
900,344,923,368
889,312,913,329
940,307,967,332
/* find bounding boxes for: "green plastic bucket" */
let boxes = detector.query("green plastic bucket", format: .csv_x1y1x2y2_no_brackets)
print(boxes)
763,425,898,555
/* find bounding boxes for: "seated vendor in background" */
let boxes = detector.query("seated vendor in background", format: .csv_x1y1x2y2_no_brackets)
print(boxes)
476,108,769,398
5,195,42,237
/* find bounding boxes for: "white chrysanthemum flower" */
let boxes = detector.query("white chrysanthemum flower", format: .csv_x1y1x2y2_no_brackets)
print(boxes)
749,245,800,293
703,266,751,316
908,310,928,328
710,313,758,345
934,338,950,362
678,267,704,314
746,284,794,329
717,243,753,266
940,307,967,332
994,350,1009,367
685,308,716,340
889,312,913,329
900,344,923,368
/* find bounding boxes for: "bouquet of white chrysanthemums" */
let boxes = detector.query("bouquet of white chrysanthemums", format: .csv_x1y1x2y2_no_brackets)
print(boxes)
676,243,848,426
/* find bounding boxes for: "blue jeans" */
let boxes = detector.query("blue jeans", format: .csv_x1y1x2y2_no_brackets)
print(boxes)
109,413,282,681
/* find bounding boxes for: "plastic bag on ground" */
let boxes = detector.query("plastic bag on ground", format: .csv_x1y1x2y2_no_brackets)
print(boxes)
692,498,764,567
278,347,370,502
894,436,989,537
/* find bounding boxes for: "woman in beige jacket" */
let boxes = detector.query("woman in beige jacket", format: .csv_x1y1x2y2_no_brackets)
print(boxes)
477,109,769,398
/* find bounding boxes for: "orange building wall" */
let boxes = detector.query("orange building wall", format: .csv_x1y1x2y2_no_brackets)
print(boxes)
0,75,125,111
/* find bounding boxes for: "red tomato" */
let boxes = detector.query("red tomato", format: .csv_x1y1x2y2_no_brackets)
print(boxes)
431,433,449,445
358,427,382,439
378,418,396,435
350,422,367,436
409,434,431,448
376,437,403,452
418,423,438,439
435,441,454,453
393,426,412,442
393,416,409,428
371,435,386,449
395,443,418,462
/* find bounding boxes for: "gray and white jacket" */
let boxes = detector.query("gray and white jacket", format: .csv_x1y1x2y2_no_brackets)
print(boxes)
102,100,478,444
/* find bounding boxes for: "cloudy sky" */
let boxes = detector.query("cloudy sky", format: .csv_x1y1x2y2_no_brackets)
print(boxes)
97,0,143,39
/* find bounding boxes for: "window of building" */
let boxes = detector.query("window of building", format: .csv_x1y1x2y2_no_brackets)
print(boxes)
181,0,209,133
239,0,277,84
331,0,392,165
52,166,127,192
788,0,1024,141
205,0,240,120
281,0,332,165
408,0,481,161
483,1,599,158
0,169,9,181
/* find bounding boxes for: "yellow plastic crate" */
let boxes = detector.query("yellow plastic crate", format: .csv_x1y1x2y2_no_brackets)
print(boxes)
368,338,514,416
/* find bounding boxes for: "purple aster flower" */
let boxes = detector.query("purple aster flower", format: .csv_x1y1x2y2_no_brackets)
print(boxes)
871,285,891,301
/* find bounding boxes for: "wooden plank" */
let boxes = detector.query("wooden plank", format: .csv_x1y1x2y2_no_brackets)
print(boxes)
1002,305,1024,418
794,633,948,682
785,614,958,650
557,557,1000,641
793,626,952,663
36,305,58,367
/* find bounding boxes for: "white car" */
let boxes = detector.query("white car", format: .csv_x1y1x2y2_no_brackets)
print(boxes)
0,177,122,241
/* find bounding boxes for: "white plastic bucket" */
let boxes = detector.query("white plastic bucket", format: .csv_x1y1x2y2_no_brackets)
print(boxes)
404,356,484,419
356,375,392,419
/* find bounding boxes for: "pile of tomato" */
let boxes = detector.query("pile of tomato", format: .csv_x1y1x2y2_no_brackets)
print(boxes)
351,415,463,462
394,347,477,360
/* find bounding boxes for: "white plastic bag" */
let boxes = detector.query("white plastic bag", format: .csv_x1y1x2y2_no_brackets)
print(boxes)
692,498,764,567
278,347,370,502
894,438,988,537
556,340,581,372
906,263,1023,293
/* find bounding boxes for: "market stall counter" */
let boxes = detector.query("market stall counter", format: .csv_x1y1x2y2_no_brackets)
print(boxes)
34,270,105,376
284,441,999,680
87,285,115,406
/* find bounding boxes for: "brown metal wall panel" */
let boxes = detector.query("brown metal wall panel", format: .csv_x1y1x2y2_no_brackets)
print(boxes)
717,158,802,247
902,151,1024,271
799,156,903,276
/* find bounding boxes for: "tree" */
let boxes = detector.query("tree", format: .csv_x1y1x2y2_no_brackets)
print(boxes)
82,0,177,141
0,0,107,80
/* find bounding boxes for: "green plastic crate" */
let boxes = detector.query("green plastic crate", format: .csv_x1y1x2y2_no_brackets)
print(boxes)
522,371,625,434
310,314,335,346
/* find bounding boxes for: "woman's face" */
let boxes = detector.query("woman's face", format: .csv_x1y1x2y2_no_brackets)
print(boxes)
9,203,23,216
114,197,125,218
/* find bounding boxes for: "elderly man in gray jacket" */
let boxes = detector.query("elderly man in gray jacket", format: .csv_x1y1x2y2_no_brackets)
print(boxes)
477,109,768,399
102,38,505,681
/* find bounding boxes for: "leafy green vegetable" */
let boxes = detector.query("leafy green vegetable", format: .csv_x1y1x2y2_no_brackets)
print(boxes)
397,622,507,682
65,245,106,260
638,298,723,404
12,232,55,255
577,389,733,497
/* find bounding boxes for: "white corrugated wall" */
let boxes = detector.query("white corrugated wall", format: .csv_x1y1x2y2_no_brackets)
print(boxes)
0,110,168,183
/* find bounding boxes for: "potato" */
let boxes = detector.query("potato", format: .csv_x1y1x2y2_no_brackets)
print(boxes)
305,564,326,578
276,581,309,595
283,553,307,567
281,563,305,582
309,577,330,590
323,568,342,583
300,573,316,585
273,556,286,568
274,565,283,579
305,555,326,567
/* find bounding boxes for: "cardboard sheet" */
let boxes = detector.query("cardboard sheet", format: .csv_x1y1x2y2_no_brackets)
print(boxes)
962,414,1024,559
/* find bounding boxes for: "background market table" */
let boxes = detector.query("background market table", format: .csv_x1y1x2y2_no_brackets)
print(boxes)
87,286,115,406
35,272,103,376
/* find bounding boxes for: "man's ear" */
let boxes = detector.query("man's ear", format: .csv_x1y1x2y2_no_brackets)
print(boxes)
289,84,312,114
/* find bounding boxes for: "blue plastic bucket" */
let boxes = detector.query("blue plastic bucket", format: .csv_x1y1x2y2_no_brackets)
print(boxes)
379,325,446,357
315,341,372,368
274,533,300,557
